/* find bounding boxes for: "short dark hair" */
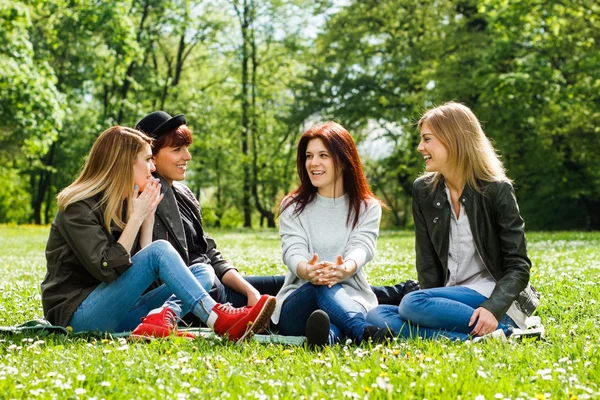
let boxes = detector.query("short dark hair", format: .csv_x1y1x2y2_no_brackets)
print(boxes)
152,125,193,155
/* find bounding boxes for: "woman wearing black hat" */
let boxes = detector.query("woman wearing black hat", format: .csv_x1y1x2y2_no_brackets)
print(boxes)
135,111,284,309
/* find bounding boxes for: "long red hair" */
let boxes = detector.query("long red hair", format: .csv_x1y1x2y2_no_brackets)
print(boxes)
281,121,381,229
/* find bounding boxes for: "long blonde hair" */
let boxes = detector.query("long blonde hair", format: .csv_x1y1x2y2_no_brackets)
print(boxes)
418,102,510,191
57,126,152,232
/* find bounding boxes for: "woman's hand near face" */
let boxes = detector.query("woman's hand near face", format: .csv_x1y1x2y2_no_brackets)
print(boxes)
131,178,163,223
138,180,162,248
118,178,163,253
469,307,499,336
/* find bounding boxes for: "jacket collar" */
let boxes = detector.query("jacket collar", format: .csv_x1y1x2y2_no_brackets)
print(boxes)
153,173,188,253
432,176,448,209
431,176,478,209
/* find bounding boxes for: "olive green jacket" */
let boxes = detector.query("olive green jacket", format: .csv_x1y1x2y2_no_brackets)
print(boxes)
412,175,539,320
41,196,133,327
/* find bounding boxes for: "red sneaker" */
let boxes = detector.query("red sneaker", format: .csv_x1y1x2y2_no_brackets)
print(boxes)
130,308,195,340
208,295,276,341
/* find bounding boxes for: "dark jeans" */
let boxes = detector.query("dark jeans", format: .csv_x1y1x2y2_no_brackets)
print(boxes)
210,275,417,307
275,282,367,344
212,275,285,306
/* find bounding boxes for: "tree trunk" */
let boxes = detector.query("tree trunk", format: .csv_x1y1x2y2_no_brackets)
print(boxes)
116,0,151,123
173,33,186,86
31,141,56,224
239,0,252,227
582,197,600,230
248,5,275,228
215,156,222,228
44,176,53,224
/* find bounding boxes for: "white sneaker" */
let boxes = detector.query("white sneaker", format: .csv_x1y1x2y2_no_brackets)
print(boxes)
509,326,545,341
472,329,507,343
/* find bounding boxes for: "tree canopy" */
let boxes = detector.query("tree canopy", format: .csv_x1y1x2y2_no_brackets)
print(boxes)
1,0,598,229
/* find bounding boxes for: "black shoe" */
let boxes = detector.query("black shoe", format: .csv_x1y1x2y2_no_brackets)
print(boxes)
363,325,395,343
305,310,330,348
375,279,420,306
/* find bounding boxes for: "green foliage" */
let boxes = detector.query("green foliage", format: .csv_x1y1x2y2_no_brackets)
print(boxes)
0,226,599,398
303,0,600,229
0,0,598,229
0,0,64,156
0,167,32,223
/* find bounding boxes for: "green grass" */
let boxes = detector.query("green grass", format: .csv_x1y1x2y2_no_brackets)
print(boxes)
0,225,599,399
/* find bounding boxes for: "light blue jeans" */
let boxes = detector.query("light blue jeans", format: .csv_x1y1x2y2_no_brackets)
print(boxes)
276,283,369,344
366,286,517,341
69,240,217,333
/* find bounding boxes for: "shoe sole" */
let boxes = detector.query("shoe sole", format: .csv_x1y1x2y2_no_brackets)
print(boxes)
129,333,195,342
305,310,330,348
510,328,545,341
234,296,276,342
129,325,195,341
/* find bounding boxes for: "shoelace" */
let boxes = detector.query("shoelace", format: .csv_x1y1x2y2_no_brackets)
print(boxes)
163,310,178,329
215,302,247,315
164,310,193,330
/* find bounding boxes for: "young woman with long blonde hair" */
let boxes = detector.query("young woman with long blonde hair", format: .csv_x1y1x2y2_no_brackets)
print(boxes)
41,126,275,341
366,102,539,341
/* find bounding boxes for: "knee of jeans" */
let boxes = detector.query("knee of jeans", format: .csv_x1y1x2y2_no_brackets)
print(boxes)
365,307,388,328
149,239,176,255
398,290,428,320
314,283,341,295
190,264,215,291
365,304,400,328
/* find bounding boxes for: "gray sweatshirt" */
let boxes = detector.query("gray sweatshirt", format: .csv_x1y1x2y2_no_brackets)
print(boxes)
272,193,381,324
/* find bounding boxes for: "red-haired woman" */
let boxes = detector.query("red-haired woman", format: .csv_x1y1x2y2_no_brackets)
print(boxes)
273,122,393,346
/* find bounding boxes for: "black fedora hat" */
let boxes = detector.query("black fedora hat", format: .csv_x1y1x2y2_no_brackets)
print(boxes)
135,111,186,139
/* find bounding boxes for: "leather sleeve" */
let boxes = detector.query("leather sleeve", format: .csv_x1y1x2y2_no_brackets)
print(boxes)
412,180,445,288
479,182,531,320
177,183,238,279
205,235,238,279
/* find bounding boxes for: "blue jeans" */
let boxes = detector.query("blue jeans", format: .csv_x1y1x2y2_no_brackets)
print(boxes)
69,240,217,333
213,275,415,307
276,283,369,344
366,286,517,341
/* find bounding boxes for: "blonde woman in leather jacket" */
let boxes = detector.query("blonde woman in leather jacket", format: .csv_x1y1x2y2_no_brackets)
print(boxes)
366,102,539,341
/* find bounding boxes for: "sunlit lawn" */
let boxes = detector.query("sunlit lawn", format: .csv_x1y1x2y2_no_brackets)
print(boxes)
0,225,599,399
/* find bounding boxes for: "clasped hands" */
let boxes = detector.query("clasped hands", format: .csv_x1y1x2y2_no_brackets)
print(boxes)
300,253,355,288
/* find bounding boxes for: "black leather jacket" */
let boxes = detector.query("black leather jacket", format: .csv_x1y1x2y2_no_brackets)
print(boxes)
412,175,539,321
152,174,236,279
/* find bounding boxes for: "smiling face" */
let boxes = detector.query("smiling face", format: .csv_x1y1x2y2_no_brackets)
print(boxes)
153,145,192,184
417,122,450,175
305,138,343,197
133,143,156,191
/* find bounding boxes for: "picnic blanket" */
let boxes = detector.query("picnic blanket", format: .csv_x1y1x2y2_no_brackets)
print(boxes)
0,319,306,345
